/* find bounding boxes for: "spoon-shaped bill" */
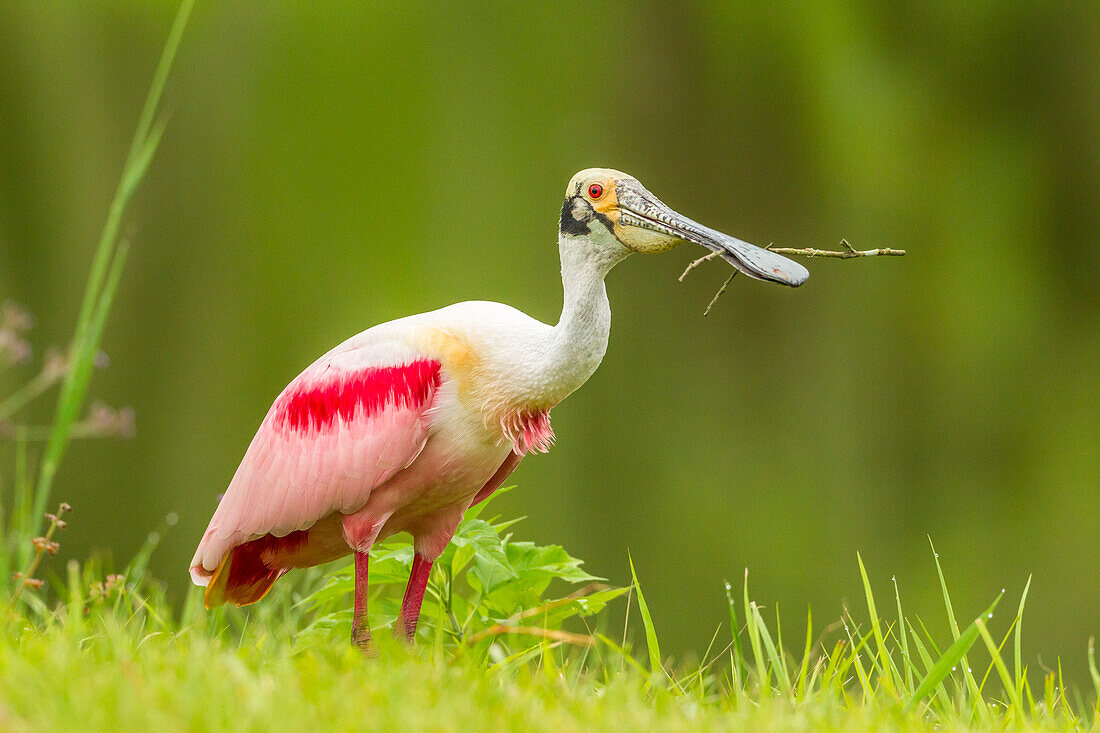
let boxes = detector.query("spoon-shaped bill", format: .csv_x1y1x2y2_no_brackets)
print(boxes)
617,183,809,287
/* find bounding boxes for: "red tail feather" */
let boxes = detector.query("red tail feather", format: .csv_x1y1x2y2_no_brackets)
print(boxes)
203,531,307,608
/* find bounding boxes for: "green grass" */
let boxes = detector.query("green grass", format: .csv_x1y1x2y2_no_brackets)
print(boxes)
0,516,1097,731
2,3,1098,730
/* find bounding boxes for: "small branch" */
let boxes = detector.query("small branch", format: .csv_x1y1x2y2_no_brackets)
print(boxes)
704,273,737,317
767,240,906,259
679,240,905,314
464,625,595,647
678,251,722,281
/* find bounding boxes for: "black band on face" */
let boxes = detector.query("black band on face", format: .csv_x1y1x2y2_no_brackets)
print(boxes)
559,195,616,237
559,196,591,236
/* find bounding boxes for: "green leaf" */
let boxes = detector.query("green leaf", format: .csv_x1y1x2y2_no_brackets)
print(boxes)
461,519,515,594
540,587,629,627
461,483,516,522
504,542,600,584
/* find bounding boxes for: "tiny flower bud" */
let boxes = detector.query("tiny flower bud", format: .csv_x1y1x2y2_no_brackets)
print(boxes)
43,350,68,379
117,407,136,439
1,301,34,330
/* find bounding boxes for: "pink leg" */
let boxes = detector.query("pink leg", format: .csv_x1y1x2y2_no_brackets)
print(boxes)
351,550,374,652
398,553,434,641
470,452,521,507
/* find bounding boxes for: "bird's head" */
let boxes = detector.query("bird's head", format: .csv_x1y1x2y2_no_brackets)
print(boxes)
560,168,808,287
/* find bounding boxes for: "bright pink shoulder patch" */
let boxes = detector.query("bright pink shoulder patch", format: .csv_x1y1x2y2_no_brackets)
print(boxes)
276,359,441,433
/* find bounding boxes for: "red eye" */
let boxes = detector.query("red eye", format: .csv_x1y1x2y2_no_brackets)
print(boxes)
587,183,604,199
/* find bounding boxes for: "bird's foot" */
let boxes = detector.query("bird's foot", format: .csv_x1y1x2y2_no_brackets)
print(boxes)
393,617,417,644
351,627,377,657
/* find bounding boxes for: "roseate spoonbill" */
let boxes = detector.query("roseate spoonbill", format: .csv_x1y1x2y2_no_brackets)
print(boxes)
190,168,808,648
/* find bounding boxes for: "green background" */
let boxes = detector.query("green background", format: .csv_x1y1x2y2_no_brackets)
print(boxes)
1,3,1096,679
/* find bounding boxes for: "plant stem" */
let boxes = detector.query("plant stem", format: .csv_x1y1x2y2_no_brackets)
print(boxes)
0,367,64,422
29,0,194,544
8,503,69,610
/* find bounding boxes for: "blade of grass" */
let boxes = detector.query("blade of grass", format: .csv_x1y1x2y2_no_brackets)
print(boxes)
595,633,648,676
724,580,746,688
1056,659,1077,725
893,576,914,693
795,605,813,700
915,616,943,657
31,240,128,528
627,552,664,685
977,617,1017,694
905,596,1001,713
750,602,791,695
928,539,985,712
774,604,786,680
1014,575,1032,695
676,625,725,695
857,553,898,696
819,639,847,691
29,0,194,539
906,619,953,712
975,617,1023,718
840,619,874,701
1088,637,1100,710
743,570,769,691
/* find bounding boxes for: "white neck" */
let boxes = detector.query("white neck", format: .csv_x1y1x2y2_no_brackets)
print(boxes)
539,233,623,403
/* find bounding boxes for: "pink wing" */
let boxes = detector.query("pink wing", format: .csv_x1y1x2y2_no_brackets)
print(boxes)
190,337,442,595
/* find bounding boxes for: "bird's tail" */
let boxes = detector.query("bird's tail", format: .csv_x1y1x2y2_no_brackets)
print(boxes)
202,539,287,609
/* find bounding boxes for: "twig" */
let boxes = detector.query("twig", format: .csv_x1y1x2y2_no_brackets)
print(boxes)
464,625,595,647
679,240,906,314
704,273,737,317
678,251,722,281
768,240,906,258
